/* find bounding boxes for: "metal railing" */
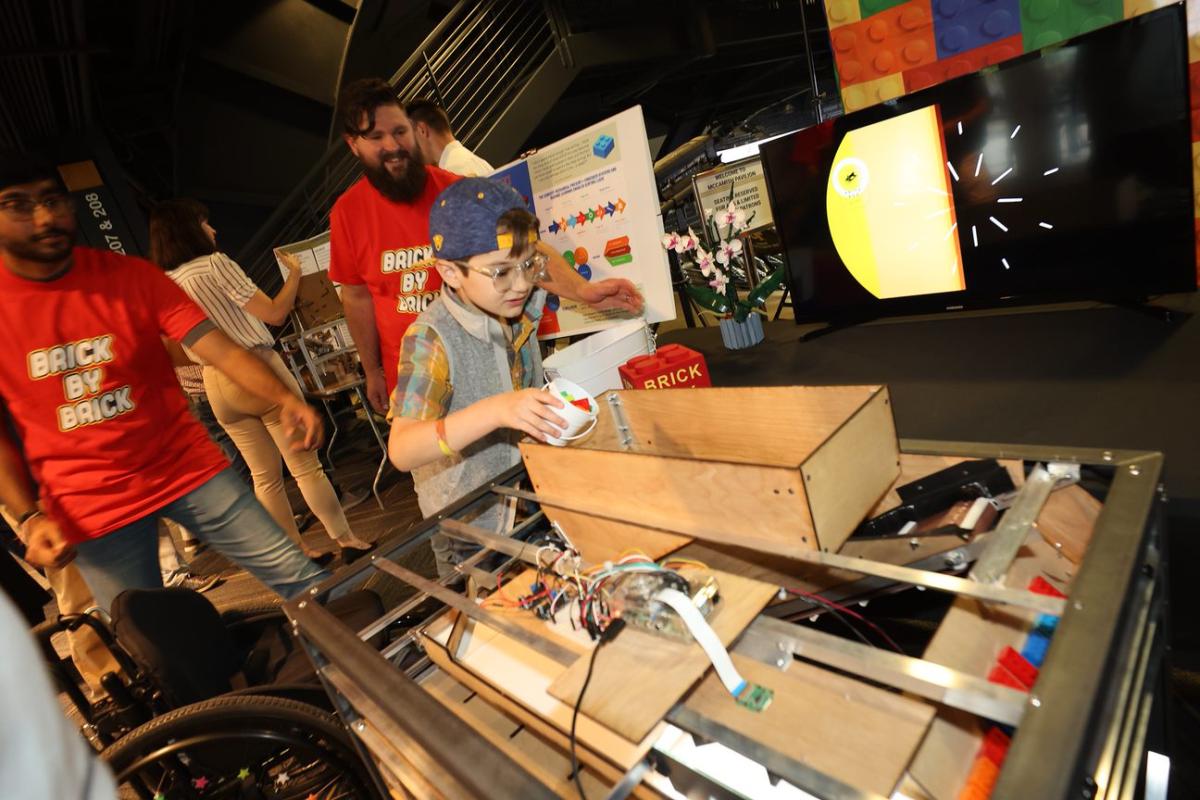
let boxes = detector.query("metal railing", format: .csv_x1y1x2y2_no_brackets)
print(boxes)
238,0,557,288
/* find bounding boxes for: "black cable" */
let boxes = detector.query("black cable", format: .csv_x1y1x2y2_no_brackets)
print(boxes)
793,594,877,649
569,618,625,800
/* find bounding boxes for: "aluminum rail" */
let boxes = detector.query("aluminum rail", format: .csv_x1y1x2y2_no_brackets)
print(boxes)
490,485,1066,616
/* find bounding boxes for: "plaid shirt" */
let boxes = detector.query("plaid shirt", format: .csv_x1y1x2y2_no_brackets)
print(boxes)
389,290,543,421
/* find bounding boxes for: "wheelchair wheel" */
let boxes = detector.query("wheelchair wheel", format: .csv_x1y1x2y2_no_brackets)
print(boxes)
102,694,382,799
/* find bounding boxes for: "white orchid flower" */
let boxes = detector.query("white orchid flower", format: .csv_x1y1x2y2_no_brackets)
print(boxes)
718,202,747,231
709,272,729,292
661,232,681,251
715,237,743,266
679,228,700,252
695,247,715,277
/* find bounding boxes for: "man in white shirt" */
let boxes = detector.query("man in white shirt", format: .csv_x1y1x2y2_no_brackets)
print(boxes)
406,99,494,177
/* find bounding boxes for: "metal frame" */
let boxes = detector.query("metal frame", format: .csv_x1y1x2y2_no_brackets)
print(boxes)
279,318,390,508
284,440,1166,800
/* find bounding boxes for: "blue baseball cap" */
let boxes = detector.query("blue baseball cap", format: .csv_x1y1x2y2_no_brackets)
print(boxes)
428,177,536,261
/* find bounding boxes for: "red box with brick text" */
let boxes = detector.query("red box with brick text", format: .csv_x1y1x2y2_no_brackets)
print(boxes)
619,344,712,390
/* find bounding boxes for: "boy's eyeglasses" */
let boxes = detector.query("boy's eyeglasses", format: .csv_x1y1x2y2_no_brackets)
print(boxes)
455,251,549,292
0,193,74,220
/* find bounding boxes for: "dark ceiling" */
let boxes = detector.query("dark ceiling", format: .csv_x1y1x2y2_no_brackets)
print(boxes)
0,0,838,255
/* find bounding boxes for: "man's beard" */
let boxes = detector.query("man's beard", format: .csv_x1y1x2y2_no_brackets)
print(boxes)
364,150,427,203
9,227,76,263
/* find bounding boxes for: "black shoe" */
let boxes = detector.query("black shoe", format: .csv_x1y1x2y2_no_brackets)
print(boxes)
341,545,373,566
310,552,337,568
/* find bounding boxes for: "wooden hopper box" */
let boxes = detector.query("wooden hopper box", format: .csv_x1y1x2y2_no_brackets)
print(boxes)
519,385,900,562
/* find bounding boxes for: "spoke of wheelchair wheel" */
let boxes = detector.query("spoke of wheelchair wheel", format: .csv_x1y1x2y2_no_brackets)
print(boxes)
120,731,368,798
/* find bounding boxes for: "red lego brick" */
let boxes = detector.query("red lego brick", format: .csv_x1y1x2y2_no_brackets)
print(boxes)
997,646,1039,689
902,34,1021,92
980,727,1012,766
831,0,938,86
987,664,1027,690
1027,575,1067,598
619,344,712,390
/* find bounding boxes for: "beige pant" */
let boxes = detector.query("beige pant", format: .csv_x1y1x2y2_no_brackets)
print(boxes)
0,507,121,696
203,351,355,549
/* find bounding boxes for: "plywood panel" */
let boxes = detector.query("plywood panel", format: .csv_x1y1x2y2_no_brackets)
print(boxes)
682,654,935,797
907,709,986,800
587,385,886,467
548,569,777,742
522,444,818,552
541,506,691,565
420,614,659,771
801,387,900,551
1035,485,1102,565
910,534,1071,798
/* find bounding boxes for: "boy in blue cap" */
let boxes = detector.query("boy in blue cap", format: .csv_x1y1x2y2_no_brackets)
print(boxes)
387,178,576,574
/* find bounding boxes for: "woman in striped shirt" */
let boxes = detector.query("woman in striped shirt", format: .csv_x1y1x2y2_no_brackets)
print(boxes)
149,200,371,564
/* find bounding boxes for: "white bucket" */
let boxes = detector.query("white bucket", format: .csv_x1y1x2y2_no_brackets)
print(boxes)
543,318,655,396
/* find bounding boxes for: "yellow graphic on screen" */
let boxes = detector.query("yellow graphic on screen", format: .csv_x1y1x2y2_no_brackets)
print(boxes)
826,106,964,299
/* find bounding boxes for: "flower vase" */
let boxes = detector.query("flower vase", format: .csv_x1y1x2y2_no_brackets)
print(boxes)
719,313,764,350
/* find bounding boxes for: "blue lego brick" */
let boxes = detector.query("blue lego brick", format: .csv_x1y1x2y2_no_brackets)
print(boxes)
1021,630,1051,667
932,0,1022,59
593,134,615,158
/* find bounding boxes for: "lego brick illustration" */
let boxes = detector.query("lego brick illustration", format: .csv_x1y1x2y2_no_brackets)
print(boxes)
831,0,938,86
932,0,1021,59
902,34,1022,92
1018,0,1122,51
841,73,906,112
826,0,863,28
593,134,615,158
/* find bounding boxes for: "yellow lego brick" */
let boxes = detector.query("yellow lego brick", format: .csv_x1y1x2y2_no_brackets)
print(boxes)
841,74,906,113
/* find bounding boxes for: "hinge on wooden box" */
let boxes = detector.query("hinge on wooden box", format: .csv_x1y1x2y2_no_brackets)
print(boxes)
607,393,635,450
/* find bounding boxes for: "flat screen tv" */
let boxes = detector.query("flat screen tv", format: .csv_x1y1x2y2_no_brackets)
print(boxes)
760,5,1195,323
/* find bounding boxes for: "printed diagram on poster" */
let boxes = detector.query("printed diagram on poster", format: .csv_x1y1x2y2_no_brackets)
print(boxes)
274,231,331,279
491,106,674,339
691,156,775,241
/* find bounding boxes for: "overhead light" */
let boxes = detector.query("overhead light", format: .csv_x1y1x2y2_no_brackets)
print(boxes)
1146,751,1170,800
717,128,804,163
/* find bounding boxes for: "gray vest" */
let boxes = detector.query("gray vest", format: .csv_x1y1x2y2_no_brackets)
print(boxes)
410,290,545,529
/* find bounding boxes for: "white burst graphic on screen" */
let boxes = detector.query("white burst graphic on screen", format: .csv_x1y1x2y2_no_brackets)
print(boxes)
947,123,1058,270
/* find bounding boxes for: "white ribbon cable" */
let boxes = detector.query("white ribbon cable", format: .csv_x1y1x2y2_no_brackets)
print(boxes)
655,588,746,697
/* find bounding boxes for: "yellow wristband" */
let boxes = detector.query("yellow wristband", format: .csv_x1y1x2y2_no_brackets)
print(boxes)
435,417,456,457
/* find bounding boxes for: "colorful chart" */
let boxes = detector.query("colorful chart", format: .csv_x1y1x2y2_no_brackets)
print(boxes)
547,198,627,234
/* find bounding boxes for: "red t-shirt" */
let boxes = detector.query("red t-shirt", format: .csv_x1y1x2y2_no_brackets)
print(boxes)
328,166,460,392
0,247,229,542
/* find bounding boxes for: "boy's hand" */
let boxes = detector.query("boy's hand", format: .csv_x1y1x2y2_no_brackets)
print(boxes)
493,389,567,441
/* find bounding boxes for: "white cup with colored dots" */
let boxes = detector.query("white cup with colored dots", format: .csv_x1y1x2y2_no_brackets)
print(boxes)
543,377,599,446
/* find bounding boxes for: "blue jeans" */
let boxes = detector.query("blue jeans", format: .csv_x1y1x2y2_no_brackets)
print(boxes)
188,393,252,487
73,468,329,610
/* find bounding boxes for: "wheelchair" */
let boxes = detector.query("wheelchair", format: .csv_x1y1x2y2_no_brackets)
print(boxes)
33,585,397,799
